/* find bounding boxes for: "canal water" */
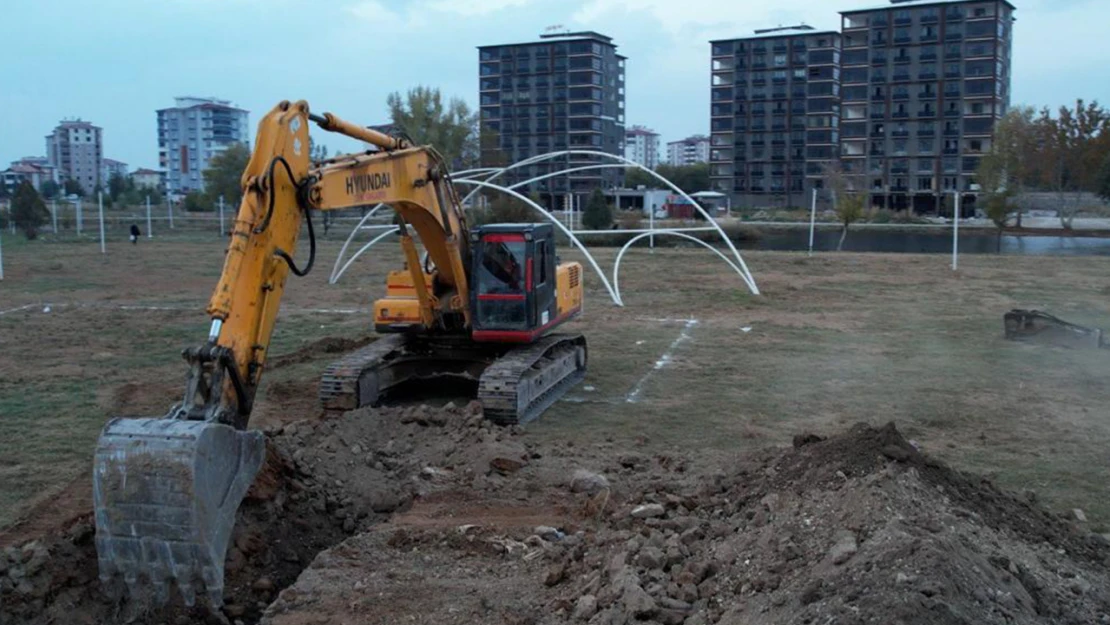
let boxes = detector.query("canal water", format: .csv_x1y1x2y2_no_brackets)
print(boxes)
743,229,1110,256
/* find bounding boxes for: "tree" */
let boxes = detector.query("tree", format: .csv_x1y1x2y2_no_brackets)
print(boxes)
1098,154,1110,204
1033,100,1110,229
655,163,710,194
63,178,84,197
387,86,478,170
582,188,613,230
182,190,209,212
624,167,654,189
202,143,251,208
108,173,128,201
39,180,60,200
977,123,1022,251
11,181,50,239
823,161,865,251
981,106,1038,228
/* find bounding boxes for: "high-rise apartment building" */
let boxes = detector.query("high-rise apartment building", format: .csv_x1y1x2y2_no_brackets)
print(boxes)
666,135,711,166
157,97,249,194
101,158,128,184
46,120,102,193
839,0,1014,212
710,26,842,208
478,31,626,209
625,126,660,169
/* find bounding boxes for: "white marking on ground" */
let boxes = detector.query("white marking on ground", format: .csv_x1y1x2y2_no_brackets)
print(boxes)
625,318,698,404
0,304,36,316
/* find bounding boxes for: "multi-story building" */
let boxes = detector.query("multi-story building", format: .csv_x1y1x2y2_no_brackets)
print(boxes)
710,26,842,208
840,0,1014,212
101,158,128,184
157,97,249,194
624,125,660,169
46,120,102,194
478,31,627,209
130,168,164,191
2,157,59,194
666,135,711,166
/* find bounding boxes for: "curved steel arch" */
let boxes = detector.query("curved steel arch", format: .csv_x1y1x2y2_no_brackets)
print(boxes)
612,230,747,304
457,150,759,295
329,203,387,284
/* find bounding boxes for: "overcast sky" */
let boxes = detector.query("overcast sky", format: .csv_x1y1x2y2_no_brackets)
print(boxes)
2,0,1106,170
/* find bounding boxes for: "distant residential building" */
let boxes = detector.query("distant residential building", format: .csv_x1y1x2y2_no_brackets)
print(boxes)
101,158,128,184
666,135,710,166
46,119,103,193
624,126,660,169
158,96,249,193
2,158,59,194
131,168,164,190
478,31,627,209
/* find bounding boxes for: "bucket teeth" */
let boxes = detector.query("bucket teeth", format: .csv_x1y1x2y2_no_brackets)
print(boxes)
92,417,265,608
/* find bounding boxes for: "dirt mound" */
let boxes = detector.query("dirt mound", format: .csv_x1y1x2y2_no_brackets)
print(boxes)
5,414,1110,625
258,423,1110,625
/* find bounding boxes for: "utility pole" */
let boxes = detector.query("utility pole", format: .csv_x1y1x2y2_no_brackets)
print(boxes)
146,195,153,237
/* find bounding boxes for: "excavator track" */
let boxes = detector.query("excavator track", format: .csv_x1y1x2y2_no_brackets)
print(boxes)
478,334,588,425
317,335,410,410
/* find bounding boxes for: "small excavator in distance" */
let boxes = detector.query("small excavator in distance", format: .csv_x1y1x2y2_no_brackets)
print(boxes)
92,100,588,607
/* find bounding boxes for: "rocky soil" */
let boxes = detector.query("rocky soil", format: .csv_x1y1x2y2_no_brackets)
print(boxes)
3,404,1109,625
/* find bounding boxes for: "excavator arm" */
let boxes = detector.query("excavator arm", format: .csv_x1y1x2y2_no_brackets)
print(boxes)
92,100,472,608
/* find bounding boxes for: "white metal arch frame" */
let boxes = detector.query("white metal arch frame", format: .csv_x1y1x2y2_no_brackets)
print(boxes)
455,149,760,296
612,230,746,304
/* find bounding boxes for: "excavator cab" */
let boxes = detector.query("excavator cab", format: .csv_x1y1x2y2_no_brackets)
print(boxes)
470,223,571,342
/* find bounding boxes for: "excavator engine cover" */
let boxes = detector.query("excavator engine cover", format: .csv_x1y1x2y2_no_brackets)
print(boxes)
92,417,265,607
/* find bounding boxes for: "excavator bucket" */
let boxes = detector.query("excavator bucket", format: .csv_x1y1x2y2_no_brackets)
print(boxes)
92,417,265,608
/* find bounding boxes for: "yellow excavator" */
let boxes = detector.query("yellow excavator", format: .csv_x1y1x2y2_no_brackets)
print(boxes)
92,100,587,607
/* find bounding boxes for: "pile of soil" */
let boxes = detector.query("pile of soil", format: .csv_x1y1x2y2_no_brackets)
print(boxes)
3,406,1109,625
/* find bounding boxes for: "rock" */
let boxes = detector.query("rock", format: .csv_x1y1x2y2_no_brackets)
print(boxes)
799,579,824,605
619,453,647,469
343,517,356,533
828,530,858,565
759,493,780,514
658,609,687,625
428,411,448,426
880,444,911,462
8,564,25,580
658,597,693,611
684,614,708,625
631,504,666,519
1073,509,1088,523
637,547,666,570
571,470,610,494
224,604,246,618
535,526,564,542
253,577,274,592
792,433,825,448
545,563,566,587
622,581,657,617
1070,577,1092,595
369,488,405,513
350,444,363,455
895,572,915,584
574,595,598,621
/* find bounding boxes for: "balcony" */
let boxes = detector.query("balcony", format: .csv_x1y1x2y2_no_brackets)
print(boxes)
918,91,937,99
893,55,912,64
892,111,910,119
920,52,937,61
871,55,888,65
946,31,964,41
871,111,887,119
752,78,767,86
894,16,912,25
920,33,938,42
945,109,961,117
892,129,910,137
944,70,962,79
893,73,911,82
893,91,910,100
894,36,912,44
869,150,886,157
919,71,937,80
918,128,936,136
772,154,785,161
944,128,960,136
870,131,886,138
946,10,964,21
943,148,959,155
891,166,909,174
871,93,887,102
946,50,962,60
922,13,939,24
752,62,767,69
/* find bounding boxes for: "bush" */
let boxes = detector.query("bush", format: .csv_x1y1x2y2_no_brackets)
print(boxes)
617,210,642,230
468,195,536,226
11,181,49,239
582,189,613,230
183,191,210,212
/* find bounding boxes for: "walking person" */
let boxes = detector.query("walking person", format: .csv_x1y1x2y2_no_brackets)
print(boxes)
130,224,141,245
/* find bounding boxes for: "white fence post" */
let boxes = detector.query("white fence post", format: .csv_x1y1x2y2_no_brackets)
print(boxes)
51,199,58,234
146,195,153,237
98,191,106,254
219,195,225,236
0,225,4,280
168,197,175,229
76,198,83,235
952,191,960,271
808,188,817,257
